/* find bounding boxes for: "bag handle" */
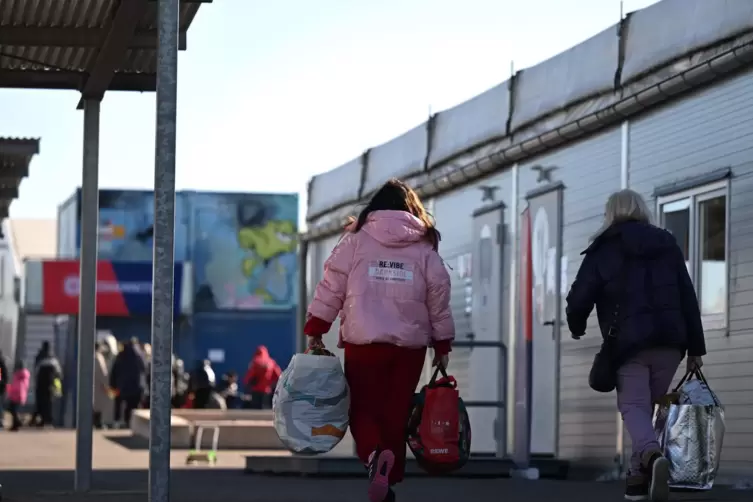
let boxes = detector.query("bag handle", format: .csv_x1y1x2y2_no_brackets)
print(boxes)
672,368,722,407
692,368,722,407
672,369,695,391
304,346,334,357
428,365,457,388
673,368,709,391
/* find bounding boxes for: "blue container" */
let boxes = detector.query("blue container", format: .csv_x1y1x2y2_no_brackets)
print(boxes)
191,310,296,378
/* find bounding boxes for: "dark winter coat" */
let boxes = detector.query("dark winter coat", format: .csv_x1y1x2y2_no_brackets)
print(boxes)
35,350,62,397
189,362,215,393
109,343,147,399
0,350,8,396
565,220,707,366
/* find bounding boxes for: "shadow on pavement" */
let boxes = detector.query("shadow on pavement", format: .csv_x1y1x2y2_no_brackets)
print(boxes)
102,434,153,451
0,469,243,501
102,432,267,452
0,469,746,502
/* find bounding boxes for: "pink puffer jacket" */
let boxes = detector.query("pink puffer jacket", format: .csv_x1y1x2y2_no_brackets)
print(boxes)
7,368,30,405
308,210,455,349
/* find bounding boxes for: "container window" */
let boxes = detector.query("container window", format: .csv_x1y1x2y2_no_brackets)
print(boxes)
657,180,729,330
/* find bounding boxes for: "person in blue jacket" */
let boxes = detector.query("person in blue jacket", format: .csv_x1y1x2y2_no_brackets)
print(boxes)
566,189,706,502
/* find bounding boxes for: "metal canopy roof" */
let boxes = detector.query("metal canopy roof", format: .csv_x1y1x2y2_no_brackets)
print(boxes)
0,137,39,220
0,0,210,105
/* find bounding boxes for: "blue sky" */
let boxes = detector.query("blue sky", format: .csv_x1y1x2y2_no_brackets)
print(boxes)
1,0,658,221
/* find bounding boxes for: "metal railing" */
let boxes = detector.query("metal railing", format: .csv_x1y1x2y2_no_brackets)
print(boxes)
451,338,507,459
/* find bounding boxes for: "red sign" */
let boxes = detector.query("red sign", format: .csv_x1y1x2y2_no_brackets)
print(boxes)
520,208,533,343
41,260,183,317
42,260,129,316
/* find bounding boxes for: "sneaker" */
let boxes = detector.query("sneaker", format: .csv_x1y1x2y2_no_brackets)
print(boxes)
642,450,670,501
367,449,395,502
625,475,648,501
367,448,381,480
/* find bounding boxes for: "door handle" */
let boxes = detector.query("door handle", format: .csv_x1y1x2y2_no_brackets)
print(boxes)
543,319,562,340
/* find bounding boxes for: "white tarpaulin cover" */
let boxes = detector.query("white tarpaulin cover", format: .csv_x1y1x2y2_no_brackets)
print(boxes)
306,0,753,222
273,352,350,455
510,23,619,131
428,82,510,167
362,123,428,195
308,157,363,218
621,0,753,83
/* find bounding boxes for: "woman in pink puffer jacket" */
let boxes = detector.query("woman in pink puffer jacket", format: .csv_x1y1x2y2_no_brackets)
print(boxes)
6,360,31,431
304,178,455,502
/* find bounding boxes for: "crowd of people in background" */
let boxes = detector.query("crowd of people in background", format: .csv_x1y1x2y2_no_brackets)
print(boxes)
0,341,62,431
0,336,282,430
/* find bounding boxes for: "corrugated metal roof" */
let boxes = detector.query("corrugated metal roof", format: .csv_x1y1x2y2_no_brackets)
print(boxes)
0,0,115,73
0,137,39,147
0,137,39,220
0,0,205,92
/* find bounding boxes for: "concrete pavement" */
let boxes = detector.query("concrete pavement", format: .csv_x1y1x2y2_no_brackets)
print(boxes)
3,470,751,502
0,430,748,501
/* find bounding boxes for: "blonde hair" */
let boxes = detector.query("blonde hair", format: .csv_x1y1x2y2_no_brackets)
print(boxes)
591,189,653,241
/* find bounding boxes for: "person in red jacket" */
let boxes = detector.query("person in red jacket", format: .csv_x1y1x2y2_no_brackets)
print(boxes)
304,179,455,502
243,345,281,409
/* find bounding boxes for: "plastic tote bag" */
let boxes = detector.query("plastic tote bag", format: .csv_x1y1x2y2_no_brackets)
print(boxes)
273,347,350,455
653,369,725,490
406,366,471,474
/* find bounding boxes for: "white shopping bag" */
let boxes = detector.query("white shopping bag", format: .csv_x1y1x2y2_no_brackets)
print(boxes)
273,350,350,455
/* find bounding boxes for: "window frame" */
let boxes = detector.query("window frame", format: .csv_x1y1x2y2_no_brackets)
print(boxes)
656,179,731,331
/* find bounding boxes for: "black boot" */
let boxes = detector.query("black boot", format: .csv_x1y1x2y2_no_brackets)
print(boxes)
641,450,669,502
624,474,648,501
93,411,103,429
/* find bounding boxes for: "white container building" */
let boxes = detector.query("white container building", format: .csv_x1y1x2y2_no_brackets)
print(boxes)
301,0,753,477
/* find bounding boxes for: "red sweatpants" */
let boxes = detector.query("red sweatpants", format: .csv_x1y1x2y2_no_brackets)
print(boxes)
344,342,427,485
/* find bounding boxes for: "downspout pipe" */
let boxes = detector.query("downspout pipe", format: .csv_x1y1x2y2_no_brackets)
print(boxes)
303,38,753,242
296,238,309,353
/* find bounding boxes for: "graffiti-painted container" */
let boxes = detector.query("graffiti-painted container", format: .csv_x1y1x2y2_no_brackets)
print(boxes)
185,191,299,313
55,188,300,390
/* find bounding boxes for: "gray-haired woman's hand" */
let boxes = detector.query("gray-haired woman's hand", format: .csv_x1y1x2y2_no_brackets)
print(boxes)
687,355,703,372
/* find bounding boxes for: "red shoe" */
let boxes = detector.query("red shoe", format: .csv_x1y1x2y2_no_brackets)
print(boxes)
367,449,394,502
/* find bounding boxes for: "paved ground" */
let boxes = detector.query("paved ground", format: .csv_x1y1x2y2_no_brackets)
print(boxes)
0,430,749,501
0,429,260,471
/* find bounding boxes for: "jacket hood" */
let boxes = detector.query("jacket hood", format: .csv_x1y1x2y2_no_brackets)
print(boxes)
13,368,30,383
584,220,678,257
120,343,144,363
37,355,59,366
103,334,118,356
360,210,427,248
253,345,271,361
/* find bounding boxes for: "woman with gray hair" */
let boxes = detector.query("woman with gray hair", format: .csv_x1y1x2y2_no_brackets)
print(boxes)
565,189,706,502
